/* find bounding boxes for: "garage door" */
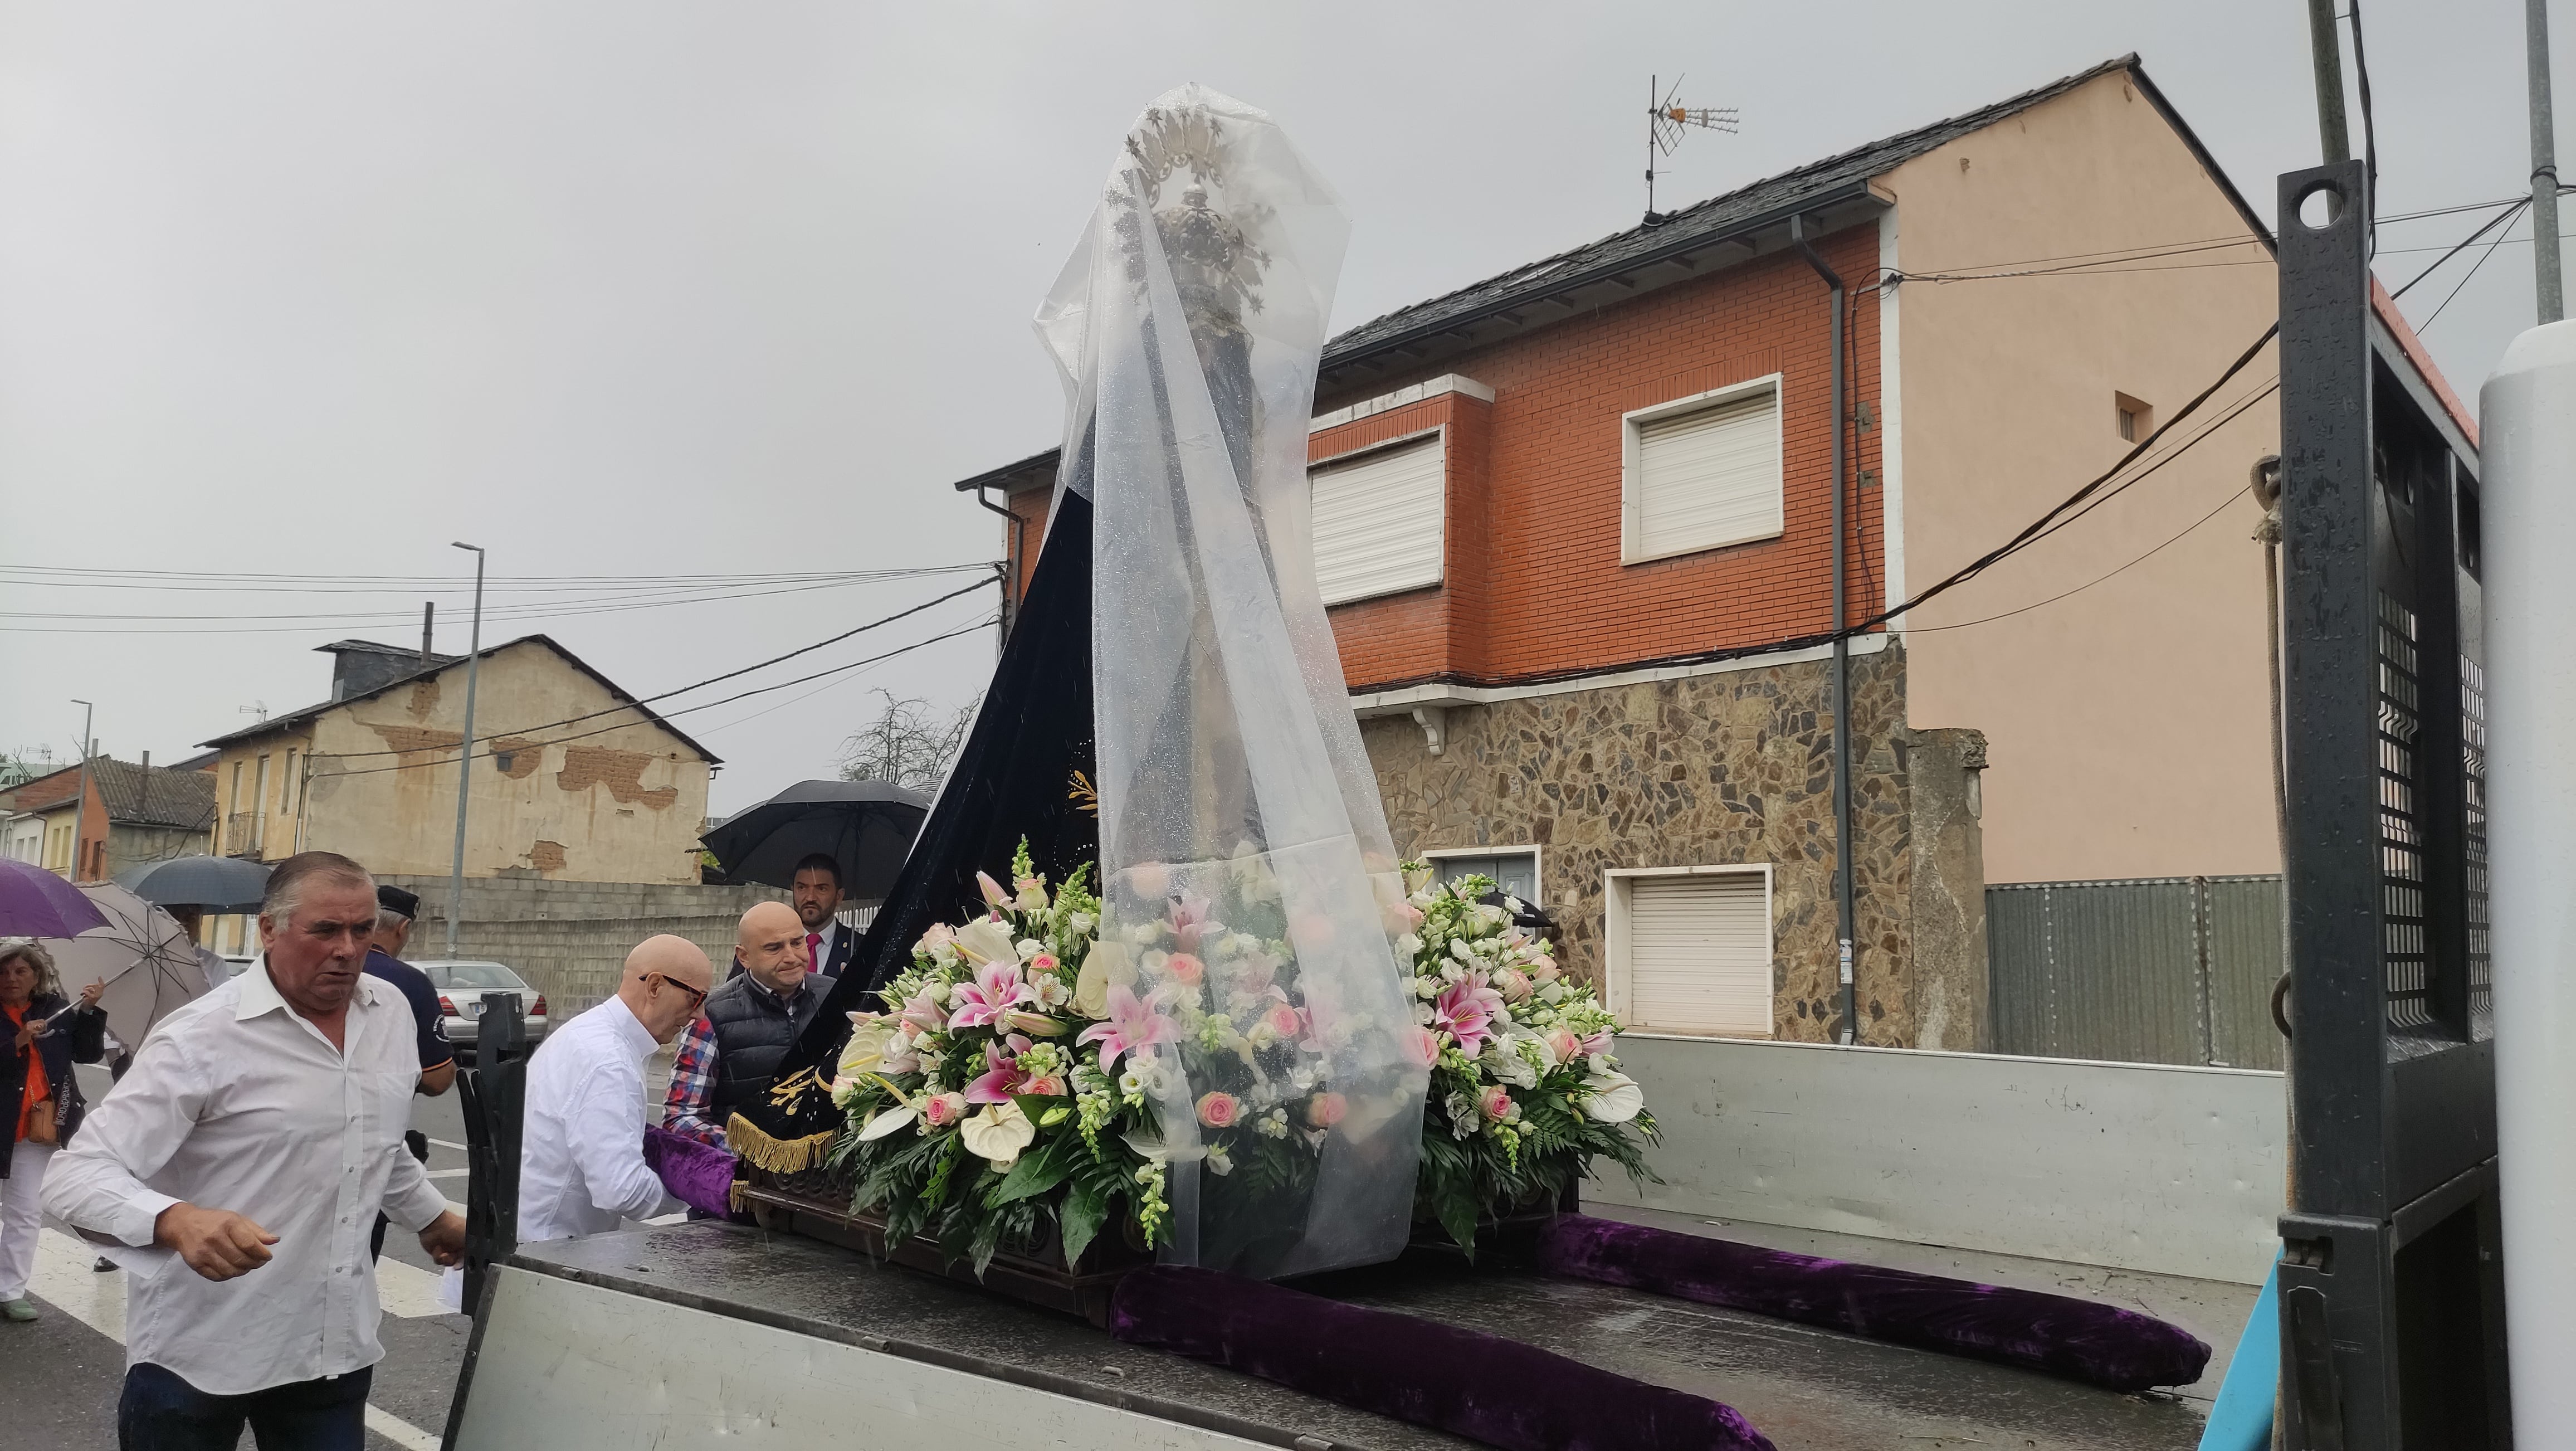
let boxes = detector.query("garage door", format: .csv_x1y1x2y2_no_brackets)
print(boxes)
1623,870,1772,1036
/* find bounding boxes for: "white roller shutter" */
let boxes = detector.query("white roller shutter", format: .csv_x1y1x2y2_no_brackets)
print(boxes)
1624,871,1772,1036
1629,386,1782,562
1310,434,1444,606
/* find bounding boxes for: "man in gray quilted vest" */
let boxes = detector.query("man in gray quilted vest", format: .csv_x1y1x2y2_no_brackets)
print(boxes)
661,902,837,1148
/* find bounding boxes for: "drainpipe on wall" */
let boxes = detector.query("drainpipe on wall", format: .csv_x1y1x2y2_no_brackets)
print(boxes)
1792,213,1858,1046
970,485,1024,655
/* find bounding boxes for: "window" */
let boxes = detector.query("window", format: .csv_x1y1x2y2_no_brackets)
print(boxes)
2115,391,2152,443
1310,432,1445,606
1604,865,1773,1037
252,755,270,850
1423,848,1539,905
283,749,298,816
1622,376,1784,564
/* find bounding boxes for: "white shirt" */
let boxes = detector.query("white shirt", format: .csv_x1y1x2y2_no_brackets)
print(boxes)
805,920,843,975
42,958,449,1396
516,994,679,1244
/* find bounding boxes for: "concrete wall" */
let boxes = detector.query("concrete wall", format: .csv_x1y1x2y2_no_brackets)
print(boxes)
1364,639,1927,1046
1885,71,2284,883
216,639,714,885
383,873,783,1017
1589,1034,2286,1284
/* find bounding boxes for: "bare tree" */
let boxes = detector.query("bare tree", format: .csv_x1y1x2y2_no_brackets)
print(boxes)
837,688,977,793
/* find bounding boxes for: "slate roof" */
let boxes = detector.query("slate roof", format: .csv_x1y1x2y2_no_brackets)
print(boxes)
197,634,723,765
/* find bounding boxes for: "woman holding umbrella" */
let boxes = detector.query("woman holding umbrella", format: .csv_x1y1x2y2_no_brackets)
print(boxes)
1,939,108,1323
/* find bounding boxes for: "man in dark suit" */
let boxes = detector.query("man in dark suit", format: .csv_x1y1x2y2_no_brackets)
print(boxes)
789,853,857,981
364,884,453,1263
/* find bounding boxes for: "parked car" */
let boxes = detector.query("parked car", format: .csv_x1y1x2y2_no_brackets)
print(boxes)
412,959,550,1057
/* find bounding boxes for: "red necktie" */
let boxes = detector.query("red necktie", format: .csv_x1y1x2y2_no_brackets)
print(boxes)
807,932,822,968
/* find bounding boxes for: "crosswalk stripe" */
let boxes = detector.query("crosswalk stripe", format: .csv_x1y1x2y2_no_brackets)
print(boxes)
32,1229,450,1449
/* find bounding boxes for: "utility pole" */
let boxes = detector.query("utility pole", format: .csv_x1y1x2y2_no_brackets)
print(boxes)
446,542,486,958
2305,0,2353,165
2531,0,2565,323
69,700,92,880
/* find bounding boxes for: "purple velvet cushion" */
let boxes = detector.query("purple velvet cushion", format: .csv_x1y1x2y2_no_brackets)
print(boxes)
642,1125,740,1221
1539,1214,2210,1394
1111,1265,1774,1451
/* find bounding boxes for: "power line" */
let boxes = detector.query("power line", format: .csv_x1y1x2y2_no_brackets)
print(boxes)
2415,212,2525,333
1909,389,2281,634
318,576,999,761
318,615,998,778
0,572,987,627
2389,198,2531,299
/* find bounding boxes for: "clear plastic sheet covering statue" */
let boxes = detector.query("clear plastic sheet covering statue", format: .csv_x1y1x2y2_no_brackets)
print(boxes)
1036,84,1429,1279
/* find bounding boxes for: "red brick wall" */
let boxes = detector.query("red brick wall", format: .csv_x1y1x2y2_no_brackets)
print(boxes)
997,221,1885,691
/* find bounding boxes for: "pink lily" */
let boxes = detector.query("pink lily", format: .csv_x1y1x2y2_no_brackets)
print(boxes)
1432,976,1505,1059
1170,894,1216,954
965,1044,1031,1104
948,960,1034,1030
898,986,946,1036
1076,983,1177,1075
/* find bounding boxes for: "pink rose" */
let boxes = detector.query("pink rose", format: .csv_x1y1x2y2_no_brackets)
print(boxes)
1531,961,1561,984
1405,1026,1442,1069
1165,953,1205,986
1544,1028,1583,1065
1305,1092,1348,1129
922,1092,968,1129
916,922,955,955
1263,1004,1302,1039
1195,1091,1241,1129
1126,861,1171,901
1030,952,1058,974
1493,967,1532,1003
1478,1085,1515,1122
1021,1074,1067,1097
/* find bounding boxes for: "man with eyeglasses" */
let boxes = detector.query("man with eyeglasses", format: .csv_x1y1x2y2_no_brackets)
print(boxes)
515,935,714,1244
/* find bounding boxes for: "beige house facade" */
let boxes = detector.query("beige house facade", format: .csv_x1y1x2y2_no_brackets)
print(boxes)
201,636,715,886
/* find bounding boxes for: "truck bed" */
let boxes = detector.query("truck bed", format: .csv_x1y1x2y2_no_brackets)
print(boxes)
452,1211,2245,1450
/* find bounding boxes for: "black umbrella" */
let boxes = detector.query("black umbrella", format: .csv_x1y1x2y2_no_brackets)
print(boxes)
699,779,930,897
113,855,274,913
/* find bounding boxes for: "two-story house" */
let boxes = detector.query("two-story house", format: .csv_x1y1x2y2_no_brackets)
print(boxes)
954,57,2469,1053
198,634,718,887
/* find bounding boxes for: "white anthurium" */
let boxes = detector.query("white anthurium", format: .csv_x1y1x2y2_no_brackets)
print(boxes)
1580,1070,1646,1123
857,1098,921,1141
961,1101,1037,1169
953,918,1019,967
1075,940,1133,1019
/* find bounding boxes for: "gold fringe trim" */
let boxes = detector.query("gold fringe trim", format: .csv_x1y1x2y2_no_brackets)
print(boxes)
726,1178,747,1215
724,1111,836,1175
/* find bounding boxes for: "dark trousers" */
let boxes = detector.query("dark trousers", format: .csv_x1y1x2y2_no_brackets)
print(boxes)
118,1362,371,1450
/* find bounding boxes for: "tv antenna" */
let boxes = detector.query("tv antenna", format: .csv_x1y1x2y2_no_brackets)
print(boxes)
240,701,269,724
1645,74,1738,224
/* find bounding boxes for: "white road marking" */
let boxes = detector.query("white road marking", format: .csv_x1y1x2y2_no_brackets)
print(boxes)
642,1212,690,1226
425,1138,469,1152
33,1229,448,1450
423,1168,469,1180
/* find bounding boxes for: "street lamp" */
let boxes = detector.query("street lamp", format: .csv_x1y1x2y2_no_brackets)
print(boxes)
69,699,92,880
446,542,485,957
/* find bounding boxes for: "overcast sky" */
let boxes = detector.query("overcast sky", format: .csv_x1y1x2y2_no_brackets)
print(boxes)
4,1,2566,816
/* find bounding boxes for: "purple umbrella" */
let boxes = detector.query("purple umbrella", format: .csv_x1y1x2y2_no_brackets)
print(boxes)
0,859,109,938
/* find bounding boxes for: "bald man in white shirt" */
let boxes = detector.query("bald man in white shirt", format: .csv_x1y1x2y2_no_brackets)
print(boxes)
515,935,714,1244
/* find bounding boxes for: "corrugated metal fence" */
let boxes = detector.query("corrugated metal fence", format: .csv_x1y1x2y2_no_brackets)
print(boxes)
1989,875,2285,1069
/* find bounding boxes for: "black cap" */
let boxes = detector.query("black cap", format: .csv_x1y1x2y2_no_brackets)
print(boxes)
376,884,421,920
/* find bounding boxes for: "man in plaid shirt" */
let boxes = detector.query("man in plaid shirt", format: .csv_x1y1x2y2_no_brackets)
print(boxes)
662,902,835,1148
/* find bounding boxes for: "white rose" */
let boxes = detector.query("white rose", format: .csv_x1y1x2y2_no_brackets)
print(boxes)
1413,976,1441,1000
1394,932,1422,959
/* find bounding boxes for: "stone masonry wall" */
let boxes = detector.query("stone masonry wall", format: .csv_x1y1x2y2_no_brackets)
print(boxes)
1362,641,1916,1046
381,873,786,1018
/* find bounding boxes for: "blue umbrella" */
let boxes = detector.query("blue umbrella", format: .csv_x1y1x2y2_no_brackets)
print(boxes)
0,858,110,938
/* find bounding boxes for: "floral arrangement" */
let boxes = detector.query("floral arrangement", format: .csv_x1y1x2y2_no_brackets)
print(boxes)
1399,865,1656,1255
823,843,1354,1277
